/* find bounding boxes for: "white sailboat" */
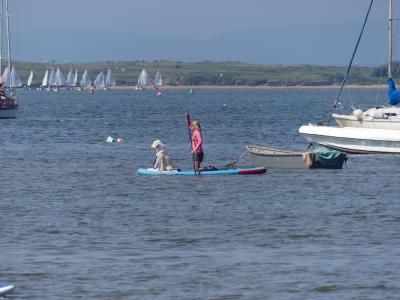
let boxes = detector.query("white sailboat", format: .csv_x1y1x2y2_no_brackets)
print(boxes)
136,69,149,90
154,69,162,86
93,70,105,89
3,66,22,88
300,0,400,154
73,69,78,87
55,68,66,90
105,68,115,90
41,69,49,90
0,0,18,118
80,69,91,89
48,68,57,90
332,0,400,130
66,69,74,87
26,70,33,88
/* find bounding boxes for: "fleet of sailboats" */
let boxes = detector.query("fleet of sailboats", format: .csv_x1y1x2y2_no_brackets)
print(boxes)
0,62,163,94
25,68,116,92
134,68,164,91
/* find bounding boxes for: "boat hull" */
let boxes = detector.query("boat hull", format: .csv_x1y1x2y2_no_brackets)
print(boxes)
299,125,400,154
0,105,17,118
245,145,346,169
137,167,266,175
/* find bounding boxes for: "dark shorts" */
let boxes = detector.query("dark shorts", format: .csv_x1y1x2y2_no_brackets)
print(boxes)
193,151,204,162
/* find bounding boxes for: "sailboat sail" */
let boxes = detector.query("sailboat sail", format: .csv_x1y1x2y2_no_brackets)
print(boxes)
137,69,149,87
3,66,22,88
42,70,49,87
11,67,22,87
105,68,116,86
154,69,163,86
66,69,74,87
55,68,66,87
73,69,78,86
48,68,57,86
80,69,91,88
27,70,34,87
94,70,105,88
2,67,10,86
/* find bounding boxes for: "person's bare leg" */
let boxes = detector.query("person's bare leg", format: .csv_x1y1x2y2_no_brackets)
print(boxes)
194,161,201,171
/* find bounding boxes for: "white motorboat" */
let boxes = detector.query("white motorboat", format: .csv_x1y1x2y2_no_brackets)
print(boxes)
332,0,400,129
299,124,400,154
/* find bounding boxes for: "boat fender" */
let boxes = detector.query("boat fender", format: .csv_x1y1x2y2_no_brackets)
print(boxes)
352,109,363,120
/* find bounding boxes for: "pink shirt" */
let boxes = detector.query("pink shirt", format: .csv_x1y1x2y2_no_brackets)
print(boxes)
191,129,203,153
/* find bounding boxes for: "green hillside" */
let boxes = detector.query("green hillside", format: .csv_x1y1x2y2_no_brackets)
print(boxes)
10,60,391,87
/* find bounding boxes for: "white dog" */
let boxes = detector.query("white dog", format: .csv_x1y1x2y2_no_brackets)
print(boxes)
151,140,174,171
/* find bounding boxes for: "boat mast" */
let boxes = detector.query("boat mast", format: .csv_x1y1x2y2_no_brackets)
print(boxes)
388,0,393,78
0,0,3,79
5,0,12,89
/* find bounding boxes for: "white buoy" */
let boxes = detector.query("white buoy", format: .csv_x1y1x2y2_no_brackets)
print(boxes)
106,136,114,143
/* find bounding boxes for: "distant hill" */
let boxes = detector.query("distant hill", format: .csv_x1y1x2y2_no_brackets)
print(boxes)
13,22,386,65
11,60,390,87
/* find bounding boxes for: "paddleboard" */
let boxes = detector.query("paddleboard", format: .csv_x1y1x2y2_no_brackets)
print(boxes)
0,283,14,296
137,167,266,175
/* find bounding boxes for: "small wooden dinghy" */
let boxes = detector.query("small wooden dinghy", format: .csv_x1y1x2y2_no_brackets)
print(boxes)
137,167,266,175
245,145,346,169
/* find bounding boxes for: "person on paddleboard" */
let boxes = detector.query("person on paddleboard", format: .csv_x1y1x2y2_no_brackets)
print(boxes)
151,139,175,171
189,120,204,171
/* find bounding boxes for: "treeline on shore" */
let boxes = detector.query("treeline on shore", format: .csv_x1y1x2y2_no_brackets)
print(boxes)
11,60,397,87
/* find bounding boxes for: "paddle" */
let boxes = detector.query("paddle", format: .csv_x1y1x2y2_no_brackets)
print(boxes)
186,112,197,175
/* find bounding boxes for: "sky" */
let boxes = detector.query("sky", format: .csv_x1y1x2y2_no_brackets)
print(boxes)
6,0,393,65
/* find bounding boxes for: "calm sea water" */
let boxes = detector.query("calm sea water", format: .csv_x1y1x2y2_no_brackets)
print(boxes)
1,88,400,299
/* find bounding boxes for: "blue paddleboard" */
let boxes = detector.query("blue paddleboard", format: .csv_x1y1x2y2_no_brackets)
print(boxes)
0,283,14,296
137,167,266,175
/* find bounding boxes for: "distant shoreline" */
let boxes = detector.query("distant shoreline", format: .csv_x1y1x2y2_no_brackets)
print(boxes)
110,84,386,91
